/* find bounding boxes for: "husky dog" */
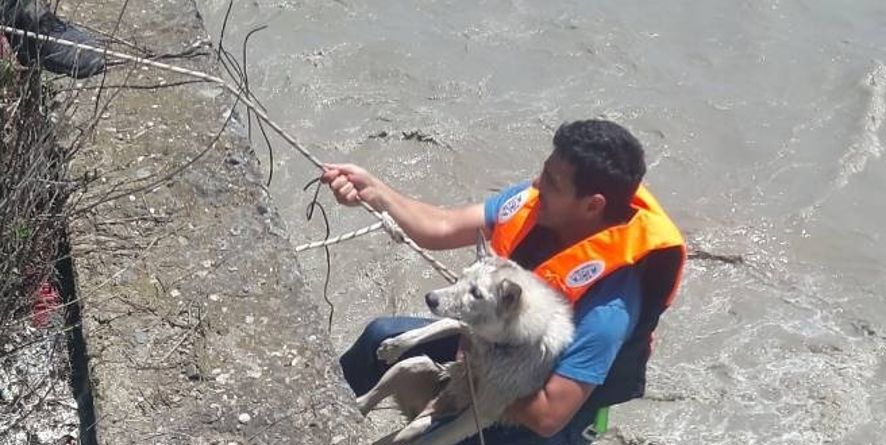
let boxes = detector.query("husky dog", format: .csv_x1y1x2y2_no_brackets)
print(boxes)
356,234,575,445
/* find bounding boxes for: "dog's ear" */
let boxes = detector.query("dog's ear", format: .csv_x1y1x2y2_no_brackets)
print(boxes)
498,279,522,310
475,230,490,260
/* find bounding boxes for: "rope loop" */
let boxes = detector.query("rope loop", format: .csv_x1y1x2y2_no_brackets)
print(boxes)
380,211,406,244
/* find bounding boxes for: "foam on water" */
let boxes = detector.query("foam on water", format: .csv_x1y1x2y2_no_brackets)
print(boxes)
837,63,886,185
799,62,886,221
605,222,886,445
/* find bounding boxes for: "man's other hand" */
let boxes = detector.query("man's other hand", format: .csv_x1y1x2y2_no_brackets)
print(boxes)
321,163,385,209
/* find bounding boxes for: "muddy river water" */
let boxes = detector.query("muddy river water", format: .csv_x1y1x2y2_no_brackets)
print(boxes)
195,1,886,443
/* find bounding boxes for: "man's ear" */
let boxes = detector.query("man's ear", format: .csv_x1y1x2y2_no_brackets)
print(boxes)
497,279,522,311
475,230,490,260
585,193,607,216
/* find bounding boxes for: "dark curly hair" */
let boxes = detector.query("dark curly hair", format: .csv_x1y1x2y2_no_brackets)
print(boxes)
552,120,646,222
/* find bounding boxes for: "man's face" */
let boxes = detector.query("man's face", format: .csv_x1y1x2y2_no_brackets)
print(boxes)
531,153,585,229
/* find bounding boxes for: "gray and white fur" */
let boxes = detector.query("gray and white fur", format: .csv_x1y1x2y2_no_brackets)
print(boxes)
356,233,575,445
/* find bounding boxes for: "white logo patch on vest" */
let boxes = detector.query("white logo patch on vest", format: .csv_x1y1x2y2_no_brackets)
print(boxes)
566,261,606,288
497,189,529,223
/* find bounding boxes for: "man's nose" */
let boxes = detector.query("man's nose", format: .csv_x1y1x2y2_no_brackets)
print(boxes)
425,292,439,310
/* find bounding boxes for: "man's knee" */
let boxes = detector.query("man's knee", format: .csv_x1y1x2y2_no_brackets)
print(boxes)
342,317,404,368
362,316,403,345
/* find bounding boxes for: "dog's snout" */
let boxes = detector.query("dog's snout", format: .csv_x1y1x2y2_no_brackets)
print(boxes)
425,292,439,310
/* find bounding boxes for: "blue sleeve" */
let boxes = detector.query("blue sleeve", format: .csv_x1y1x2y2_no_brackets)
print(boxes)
554,268,642,386
483,180,532,229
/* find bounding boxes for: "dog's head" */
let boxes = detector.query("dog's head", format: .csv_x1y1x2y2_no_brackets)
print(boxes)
424,232,526,341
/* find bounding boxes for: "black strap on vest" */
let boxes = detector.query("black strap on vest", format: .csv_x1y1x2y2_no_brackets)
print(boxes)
588,245,684,407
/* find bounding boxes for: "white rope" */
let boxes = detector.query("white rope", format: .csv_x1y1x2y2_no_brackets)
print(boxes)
378,211,406,244
0,25,459,283
463,352,487,445
292,210,405,254
294,221,383,252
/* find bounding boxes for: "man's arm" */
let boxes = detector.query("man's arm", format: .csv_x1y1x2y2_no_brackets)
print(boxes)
506,375,594,438
321,163,486,250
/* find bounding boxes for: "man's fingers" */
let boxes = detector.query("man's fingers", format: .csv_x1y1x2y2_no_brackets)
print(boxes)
330,175,350,190
325,163,358,175
322,163,368,206
319,168,339,184
339,182,355,197
334,189,359,205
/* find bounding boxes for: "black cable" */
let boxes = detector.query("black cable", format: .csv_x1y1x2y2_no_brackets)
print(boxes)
302,177,334,332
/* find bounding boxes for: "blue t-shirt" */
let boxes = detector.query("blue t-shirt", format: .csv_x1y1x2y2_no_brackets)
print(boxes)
484,182,641,386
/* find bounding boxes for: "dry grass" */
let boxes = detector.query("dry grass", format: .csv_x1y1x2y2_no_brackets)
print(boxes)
0,48,73,331
0,32,85,440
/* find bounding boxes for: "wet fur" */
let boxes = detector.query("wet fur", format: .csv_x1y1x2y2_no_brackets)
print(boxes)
357,237,575,445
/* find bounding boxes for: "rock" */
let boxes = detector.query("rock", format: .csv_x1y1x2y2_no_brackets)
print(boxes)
238,413,251,424
136,167,152,179
133,328,150,345
184,363,201,381
225,153,246,166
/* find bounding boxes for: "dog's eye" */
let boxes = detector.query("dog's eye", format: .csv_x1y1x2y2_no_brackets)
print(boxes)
469,285,483,300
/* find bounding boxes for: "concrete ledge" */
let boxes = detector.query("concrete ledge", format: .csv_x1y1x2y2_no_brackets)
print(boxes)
69,0,366,443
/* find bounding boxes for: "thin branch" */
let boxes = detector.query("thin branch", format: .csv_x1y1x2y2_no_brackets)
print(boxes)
157,311,206,363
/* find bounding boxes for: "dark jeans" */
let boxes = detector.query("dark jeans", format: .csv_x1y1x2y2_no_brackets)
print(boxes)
340,316,603,445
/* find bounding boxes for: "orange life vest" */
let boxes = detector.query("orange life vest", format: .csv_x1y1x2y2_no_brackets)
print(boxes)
490,185,686,307
491,184,686,407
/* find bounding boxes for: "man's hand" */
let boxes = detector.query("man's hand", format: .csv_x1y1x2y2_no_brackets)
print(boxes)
319,162,485,250
320,163,387,209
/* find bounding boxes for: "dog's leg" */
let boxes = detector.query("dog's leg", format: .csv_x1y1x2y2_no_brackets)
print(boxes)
408,410,492,445
378,318,465,364
390,415,434,444
357,356,439,416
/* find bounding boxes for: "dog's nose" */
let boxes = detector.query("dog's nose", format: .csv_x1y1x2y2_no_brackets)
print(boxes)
425,292,439,310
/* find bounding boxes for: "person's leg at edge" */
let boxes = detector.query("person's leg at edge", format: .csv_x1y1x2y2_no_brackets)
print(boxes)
1,0,105,78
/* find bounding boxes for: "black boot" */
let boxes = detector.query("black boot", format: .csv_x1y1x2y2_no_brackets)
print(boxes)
3,0,105,78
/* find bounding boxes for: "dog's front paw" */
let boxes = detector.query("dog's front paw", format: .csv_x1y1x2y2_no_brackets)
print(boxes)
355,394,373,416
377,337,410,365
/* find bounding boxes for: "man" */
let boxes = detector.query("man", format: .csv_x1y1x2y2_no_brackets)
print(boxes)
324,120,686,444
2,0,105,78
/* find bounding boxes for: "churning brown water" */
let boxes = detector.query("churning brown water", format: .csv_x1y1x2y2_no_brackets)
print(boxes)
196,1,886,443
